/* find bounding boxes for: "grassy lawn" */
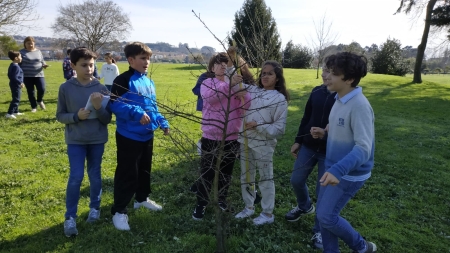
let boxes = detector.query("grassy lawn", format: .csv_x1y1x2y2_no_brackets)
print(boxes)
405,73,450,84
0,61,449,253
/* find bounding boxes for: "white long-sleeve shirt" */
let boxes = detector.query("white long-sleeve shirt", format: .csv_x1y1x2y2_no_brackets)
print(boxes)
238,84,288,155
99,63,119,85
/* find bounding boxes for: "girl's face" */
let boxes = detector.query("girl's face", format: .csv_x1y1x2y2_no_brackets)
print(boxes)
213,61,227,78
25,41,35,51
105,56,112,64
260,64,278,90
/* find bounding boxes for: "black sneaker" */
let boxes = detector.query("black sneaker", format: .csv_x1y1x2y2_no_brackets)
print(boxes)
192,205,206,220
218,201,235,213
311,232,323,249
352,240,377,253
285,205,315,222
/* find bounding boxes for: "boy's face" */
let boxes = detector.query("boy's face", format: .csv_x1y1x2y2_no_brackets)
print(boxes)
128,53,150,73
321,66,330,85
71,58,95,82
325,70,354,93
15,54,22,63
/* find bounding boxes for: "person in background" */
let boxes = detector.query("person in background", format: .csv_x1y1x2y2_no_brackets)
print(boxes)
63,49,75,81
99,52,120,91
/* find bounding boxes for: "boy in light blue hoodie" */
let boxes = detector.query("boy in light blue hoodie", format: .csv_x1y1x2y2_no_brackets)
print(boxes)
311,52,376,253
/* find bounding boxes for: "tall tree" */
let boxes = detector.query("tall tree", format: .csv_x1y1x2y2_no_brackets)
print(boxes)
0,0,40,35
396,0,445,83
282,40,313,68
229,0,282,67
0,35,20,57
51,0,132,52
309,14,338,79
430,4,450,40
371,38,410,76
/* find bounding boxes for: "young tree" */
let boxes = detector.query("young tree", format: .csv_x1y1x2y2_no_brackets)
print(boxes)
282,40,313,69
0,0,40,35
228,0,282,67
309,14,338,79
371,38,410,76
51,0,132,52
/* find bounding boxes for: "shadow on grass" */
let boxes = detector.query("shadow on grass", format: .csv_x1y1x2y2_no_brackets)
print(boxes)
172,65,206,71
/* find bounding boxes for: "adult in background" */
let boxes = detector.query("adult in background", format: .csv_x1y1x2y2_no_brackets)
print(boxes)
19,36,49,112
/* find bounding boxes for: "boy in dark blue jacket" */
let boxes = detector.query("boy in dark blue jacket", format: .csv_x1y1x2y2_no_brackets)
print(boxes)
6,51,25,119
62,49,74,80
110,42,170,231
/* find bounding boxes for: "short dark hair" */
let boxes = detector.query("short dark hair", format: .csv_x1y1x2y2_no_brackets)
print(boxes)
207,52,228,75
70,47,97,65
8,50,20,61
325,52,368,87
124,42,152,59
66,49,72,55
23,36,34,48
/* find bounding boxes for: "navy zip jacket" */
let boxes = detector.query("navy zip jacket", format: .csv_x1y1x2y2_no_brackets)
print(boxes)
294,85,336,154
110,66,169,142
8,63,23,87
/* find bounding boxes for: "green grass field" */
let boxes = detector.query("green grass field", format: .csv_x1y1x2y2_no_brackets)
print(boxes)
0,60,449,253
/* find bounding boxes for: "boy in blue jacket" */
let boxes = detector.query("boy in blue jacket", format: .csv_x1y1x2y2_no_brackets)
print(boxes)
110,42,169,231
311,52,376,253
6,51,25,119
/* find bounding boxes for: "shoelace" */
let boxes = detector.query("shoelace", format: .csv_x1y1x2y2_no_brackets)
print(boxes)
118,214,128,222
65,218,76,228
291,206,301,213
311,233,322,243
90,209,99,218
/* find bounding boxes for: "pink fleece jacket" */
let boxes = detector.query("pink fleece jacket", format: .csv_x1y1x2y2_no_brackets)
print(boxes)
201,77,251,141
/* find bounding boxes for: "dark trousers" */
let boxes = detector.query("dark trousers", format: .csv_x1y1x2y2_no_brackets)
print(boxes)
8,84,21,114
196,138,239,206
24,77,46,109
111,132,154,215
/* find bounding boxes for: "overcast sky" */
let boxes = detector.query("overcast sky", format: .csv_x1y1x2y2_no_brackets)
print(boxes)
24,0,440,51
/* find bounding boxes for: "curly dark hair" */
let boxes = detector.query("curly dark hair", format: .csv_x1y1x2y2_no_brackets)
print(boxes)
325,52,368,87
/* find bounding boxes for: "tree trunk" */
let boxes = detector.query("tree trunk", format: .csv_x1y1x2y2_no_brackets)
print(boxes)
413,0,438,83
316,61,320,79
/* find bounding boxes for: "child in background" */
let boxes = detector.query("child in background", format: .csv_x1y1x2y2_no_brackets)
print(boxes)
56,47,112,237
109,42,169,231
311,52,377,253
6,51,25,119
192,52,250,220
234,60,288,225
99,52,120,91
63,49,75,80
285,64,336,249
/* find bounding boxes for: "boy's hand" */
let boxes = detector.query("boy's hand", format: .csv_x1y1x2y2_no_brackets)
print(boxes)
20,83,25,89
320,172,340,186
78,108,90,120
290,143,301,158
140,113,150,125
310,127,325,139
90,92,103,110
244,121,257,130
163,128,170,135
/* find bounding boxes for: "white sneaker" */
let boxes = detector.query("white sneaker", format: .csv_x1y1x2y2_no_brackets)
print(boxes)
13,112,24,116
134,198,162,211
38,102,46,110
112,212,130,230
31,108,37,113
5,114,16,119
253,213,274,225
235,207,255,219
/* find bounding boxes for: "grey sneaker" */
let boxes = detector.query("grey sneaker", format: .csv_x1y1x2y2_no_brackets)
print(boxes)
86,208,100,223
285,205,315,222
311,232,323,249
352,240,377,253
64,217,78,237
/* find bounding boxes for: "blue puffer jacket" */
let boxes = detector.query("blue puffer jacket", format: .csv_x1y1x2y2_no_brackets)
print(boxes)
110,67,169,141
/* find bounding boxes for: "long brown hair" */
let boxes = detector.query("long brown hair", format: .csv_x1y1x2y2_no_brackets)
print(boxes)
258,60,289,101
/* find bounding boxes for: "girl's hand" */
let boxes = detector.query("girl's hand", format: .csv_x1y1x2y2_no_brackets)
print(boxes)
90,92,103,110
310,127,325,139
320,172,339,186
230,74,243,86
78,108,90,120
245,121,257,130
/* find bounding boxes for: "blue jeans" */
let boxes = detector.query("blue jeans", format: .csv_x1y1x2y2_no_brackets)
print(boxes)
290,145,325,233
8,84,21,114
65,144,104,219
317,179,366,253
23,77,45,109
